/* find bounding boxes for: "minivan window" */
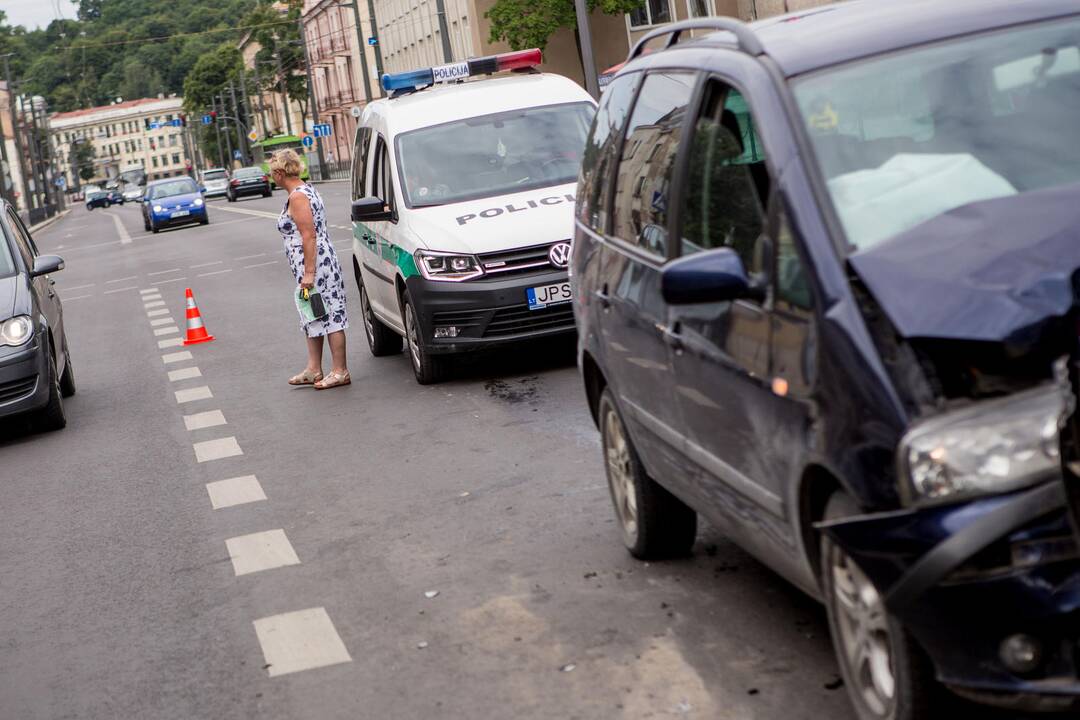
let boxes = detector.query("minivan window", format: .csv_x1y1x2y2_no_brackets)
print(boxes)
611,71,696,257
578,72,641,232
352,126,372,200
395,102,595,208
0,219,17,278
794,16,1080,251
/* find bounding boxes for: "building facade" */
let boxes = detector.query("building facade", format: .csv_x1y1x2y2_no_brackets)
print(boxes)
238,23,307,145
50,96,195,190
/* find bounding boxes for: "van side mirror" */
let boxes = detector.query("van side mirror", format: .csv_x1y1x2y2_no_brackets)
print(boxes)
351,197,393,222
661,247,765,305
32,254,65,277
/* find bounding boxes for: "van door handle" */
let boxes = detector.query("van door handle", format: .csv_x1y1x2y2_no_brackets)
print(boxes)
657,322,684,352
594,283,610,310
364,235,376,247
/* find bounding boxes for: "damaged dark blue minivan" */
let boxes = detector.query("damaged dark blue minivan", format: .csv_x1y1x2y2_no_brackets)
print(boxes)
571,1,1080,717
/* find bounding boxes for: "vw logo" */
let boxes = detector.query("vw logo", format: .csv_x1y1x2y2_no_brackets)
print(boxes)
548,242,572,269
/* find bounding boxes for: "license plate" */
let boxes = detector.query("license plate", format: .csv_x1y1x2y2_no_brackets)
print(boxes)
527,282,572,310
171,210,190,218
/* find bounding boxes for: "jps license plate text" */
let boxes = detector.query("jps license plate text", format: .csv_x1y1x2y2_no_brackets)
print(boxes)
527,282,572,310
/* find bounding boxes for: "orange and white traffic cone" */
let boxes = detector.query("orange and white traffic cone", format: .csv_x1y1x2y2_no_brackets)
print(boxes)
182,288,215,346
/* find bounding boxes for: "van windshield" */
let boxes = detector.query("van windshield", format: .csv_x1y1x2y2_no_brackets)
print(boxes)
396,102,595,208
793,16,1080,251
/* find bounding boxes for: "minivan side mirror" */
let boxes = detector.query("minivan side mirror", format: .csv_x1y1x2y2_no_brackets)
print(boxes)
661,247,765,305
32,254,65,277
351,197,393,222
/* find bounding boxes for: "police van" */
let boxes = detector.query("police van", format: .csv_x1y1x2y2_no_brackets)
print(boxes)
348,49,596,384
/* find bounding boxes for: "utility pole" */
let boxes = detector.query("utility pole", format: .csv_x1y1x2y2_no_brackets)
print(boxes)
366,0,385,96
219,94,235,167
274,47,294,135
25,95,49,214
238,66,257,145
298,17,327,180
348,0,373,102
2,55,34,213
212,97,226,168
228,80,246,161
251,62,269,137
434,0,453,63
574,0,600,99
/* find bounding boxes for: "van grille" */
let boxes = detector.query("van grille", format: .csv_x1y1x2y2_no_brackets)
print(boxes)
484,303,575,338
478,242,565,280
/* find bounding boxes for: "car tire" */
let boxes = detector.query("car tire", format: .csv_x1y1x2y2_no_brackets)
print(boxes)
102,200,110,208
821,491,936,720
143,219,150,231
151,223,160,234
263,191,272,198
598,387,696,559
200,215,209,226
402,291,446,385
357,275,401,357
59,345,76,398
37,341,67,431
227,193,235,202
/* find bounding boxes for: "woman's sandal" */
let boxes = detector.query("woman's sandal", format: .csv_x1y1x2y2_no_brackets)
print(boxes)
288,369,324,386
314,370,351,390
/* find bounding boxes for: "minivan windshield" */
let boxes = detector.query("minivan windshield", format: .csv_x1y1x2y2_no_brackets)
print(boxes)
149,179,199,199
794,16,1080,251
396,101,595,208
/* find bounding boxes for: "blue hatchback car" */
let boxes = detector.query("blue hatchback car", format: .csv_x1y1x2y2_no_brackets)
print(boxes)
142,177,209,233
573,1,1080,717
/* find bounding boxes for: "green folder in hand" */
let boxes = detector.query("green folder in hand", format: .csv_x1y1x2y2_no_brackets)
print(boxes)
296,288,316,323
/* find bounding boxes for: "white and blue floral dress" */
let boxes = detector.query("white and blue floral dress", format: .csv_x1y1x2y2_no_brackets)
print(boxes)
278,184,348,338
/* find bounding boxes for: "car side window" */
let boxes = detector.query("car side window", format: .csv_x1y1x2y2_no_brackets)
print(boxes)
577,72,641,234
5,208,35,266
370,134,395,213
611,71,696,257
351,126,371,200
678,82,771,275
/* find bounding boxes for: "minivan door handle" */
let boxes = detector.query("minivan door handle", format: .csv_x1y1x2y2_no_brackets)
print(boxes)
594,284,611,310
657,321,684,352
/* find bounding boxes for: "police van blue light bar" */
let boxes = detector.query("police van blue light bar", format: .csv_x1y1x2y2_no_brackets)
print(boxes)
381,49,543,93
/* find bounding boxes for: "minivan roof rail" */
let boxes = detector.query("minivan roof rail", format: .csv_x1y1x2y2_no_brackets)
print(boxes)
627,18,764,62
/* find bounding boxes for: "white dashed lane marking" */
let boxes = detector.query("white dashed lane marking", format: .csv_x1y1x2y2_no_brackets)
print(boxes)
106,275,138,284
183,409,225,431
64,283,95,291
62,294,92,302
144,300,166,309
175,386,213,404
142,294,163,301
155,276,188,285
193,436,242,462
153,326,180,337
191,261,222,269
148,268,182,276
234,253,266,261
158,338,184,349
169,367,203,382
226,529,300,576
243,261,278,269
162,351,193,364
253,608,352,677
206,475,266,509
197,269,232,278
139,288,159,295
103,285,139,294
147,308,170,318
150,317,175,327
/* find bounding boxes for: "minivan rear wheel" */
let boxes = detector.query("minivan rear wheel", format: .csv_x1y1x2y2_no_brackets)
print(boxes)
598,388,696,559
359,278,401,357
822,491,935,720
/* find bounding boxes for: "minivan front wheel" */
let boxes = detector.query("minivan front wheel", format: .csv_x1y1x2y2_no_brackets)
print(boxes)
598,388,696,559
402,292,446,384
822,492,934,720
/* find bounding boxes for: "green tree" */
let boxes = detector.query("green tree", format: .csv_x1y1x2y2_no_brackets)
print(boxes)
486,0,642,76
73,141,95,182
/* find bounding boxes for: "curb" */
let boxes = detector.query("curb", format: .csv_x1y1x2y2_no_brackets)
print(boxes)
29,208,71,234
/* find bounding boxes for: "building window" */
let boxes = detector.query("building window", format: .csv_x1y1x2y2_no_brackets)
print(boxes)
686,0,713,17
169,135,177,147
629,0,672,28
161,155,168,166
172,153,180,165
152,157,159,168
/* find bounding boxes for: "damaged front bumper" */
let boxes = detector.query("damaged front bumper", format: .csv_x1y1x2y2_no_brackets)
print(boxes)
819,480,1080,711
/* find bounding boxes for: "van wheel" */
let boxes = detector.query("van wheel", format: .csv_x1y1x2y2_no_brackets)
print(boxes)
59,345,76,397
821,492,935,720
598,388,696,559
37,341,67,431
403,291,446,385
359,279,401,357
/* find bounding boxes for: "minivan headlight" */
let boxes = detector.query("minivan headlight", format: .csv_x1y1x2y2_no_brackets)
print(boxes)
0,315,33,346
415,250,484,282
899,382,1071,507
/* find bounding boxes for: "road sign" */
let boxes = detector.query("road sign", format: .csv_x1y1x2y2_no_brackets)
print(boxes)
247,130,258,142
233,149,243,160
312,123,332,138
202,115,212,125
170,118,183,127
149,122,161,130
368,37,378,46
301,135,315,149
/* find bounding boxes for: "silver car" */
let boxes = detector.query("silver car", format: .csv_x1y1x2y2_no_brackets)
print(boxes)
200,168,229,198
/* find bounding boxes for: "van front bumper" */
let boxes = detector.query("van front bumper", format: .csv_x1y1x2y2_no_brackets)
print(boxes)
404,269,575,354
820,480,1080,712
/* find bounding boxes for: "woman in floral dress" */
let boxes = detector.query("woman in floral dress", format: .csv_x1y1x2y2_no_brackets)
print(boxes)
271,150,350,389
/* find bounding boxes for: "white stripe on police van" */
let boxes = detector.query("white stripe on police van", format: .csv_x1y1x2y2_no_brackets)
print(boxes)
169,366,202,382
183,409,225,431
253,607,352,677
193,436,242,463
225,529,299,576
162,351,193,364
206,475,266,510
175,386,212,404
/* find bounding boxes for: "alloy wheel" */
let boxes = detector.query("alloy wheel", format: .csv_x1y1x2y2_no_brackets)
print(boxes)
831,545,896,717
603,405,638,543
361,287,375,347
405,304,422,373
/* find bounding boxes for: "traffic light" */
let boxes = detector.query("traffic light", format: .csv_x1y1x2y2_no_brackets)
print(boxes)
209,110,217,124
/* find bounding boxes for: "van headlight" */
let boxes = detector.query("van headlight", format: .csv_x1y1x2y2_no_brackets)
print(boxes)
899,383,1071,506
415,250,484,282
0,315,33,346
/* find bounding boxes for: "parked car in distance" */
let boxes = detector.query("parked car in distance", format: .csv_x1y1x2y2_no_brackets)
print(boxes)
0,198,74,431
226,166,272,202
573,3,1080,719
122,185,145,203
142,177,209,233
85,189,122,210
200,168,229,198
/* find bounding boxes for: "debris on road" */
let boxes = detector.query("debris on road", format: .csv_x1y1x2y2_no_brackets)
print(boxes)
559,663,576,673
424,590,439,599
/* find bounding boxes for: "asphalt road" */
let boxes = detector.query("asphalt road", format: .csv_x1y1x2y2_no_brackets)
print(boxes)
0,184,857,719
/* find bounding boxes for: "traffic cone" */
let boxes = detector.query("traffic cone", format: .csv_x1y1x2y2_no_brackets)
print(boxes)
182,288,215,345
